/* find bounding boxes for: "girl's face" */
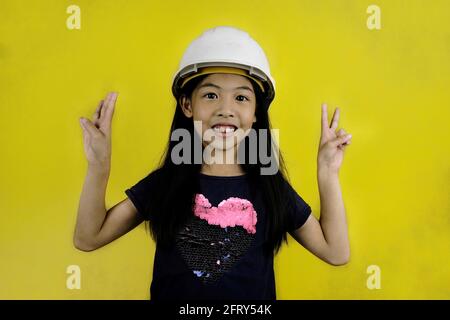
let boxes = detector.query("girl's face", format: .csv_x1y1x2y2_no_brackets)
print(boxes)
180,73,257,150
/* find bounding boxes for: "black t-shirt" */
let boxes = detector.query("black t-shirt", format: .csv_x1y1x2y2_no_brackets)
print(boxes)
125,170,311,300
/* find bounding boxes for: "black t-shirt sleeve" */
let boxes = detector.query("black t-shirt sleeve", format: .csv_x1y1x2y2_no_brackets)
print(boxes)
284,180,312,232
125,169,161,221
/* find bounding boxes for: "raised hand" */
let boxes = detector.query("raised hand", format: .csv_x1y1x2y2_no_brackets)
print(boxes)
317,103,352,175
79,92,118,168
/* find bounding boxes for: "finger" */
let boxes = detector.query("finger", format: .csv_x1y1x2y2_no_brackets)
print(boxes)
332,133,352,147
102,92,112,112
337,128,346,136
93,100,104,123
321,103,328,132
104,92,118,125
342,138,351,146
80,117,99,136
101,92,115,116
330,107,340,130
97,92,115,127
105,91,117,109
79,118,86,131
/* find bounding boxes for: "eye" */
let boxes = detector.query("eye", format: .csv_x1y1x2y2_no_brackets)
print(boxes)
236,95,249,102
203,92,218,99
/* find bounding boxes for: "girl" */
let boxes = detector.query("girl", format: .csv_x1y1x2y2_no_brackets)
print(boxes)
74,26,352,300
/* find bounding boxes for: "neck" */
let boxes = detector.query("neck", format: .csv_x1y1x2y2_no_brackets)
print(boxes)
201,146,246,176
200,163,246,177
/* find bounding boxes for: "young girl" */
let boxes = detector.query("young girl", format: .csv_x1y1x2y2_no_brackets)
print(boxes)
75,26,352,300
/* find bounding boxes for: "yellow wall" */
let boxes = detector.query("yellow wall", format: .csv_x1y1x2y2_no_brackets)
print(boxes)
1,0,449,299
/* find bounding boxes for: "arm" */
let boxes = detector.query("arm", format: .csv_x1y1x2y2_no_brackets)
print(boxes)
74,92,144,251
289,104,352,266
73,164,144,252
290,170,349,265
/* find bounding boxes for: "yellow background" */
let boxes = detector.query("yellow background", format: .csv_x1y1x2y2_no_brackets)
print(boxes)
1,0,449,299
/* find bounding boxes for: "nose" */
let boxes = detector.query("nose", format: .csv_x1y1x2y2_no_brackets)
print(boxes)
216,95,235,118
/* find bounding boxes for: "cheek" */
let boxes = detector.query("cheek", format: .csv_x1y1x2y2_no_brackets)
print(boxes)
241,110,256,128
192,104,210,121
191,109,212,137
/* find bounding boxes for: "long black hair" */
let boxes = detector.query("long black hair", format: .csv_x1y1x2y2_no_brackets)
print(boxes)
143,74,295,255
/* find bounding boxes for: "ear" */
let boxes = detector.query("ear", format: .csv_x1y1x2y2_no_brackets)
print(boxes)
253,115,257,123
179,95,193,118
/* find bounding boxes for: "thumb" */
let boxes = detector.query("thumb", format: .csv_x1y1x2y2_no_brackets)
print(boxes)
79,117,98,136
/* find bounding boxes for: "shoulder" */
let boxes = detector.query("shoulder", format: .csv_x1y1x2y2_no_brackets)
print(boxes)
140,167,166,183
279,176,298,201
280,177,312,225
127,167,166,195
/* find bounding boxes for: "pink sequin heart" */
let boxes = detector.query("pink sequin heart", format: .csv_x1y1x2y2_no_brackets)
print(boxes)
193,194,258,234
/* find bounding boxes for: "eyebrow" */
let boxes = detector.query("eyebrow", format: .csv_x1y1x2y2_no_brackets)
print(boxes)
197,82,254,93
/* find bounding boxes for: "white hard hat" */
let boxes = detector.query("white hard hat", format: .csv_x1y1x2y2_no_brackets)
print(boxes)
172,26,276,105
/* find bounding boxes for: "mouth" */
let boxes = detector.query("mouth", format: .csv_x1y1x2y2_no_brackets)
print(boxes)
211,124,238,138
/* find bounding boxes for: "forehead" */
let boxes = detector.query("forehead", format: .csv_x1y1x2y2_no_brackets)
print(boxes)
198,73,253,89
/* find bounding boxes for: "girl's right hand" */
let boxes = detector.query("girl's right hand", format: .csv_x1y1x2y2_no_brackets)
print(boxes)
79,92,118,168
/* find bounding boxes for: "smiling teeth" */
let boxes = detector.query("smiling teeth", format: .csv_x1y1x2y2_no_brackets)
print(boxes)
213,126,235,133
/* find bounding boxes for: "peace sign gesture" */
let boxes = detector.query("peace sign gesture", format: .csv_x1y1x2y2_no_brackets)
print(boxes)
79,92,118,168
317,103,352,175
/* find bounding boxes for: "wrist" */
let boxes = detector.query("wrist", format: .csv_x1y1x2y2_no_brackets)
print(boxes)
87,162,111,175
317,166,339,181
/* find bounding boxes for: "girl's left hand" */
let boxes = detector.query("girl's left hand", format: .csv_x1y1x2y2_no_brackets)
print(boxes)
317,103,352,175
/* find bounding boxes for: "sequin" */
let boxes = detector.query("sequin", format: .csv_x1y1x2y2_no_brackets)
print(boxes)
176,216,255,285
193,194,258,234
